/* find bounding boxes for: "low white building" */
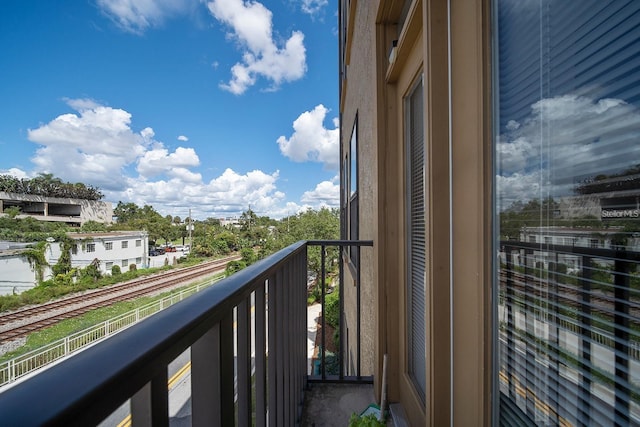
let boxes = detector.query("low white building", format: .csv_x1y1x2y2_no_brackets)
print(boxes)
46,231,149,277
0,245,37,295
0,231,150,295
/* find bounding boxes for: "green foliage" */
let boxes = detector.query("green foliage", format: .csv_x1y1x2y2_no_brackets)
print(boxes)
0,215,71,242
111,264,121,275
129,264,137,272
0,173,103,200
349,413,386,427
225,260,246,277
324,287,340,329
21,242,48,283
52,238,73,277
79,259,102,282
240,247,257,265
4,206,21,218
80,220,108,232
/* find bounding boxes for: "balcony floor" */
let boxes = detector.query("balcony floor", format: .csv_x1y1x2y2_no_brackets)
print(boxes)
300,383,394,426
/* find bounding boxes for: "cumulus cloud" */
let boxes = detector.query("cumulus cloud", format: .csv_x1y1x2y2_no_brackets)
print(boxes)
96,0,193,34
16,98,319,220
107,167,285,220
177,135,189,141
277,104,339,170
0,168,30,180
206,0,307,94
24,99,204,193
137,146,200,178
27,100,148,189
301,176,339,207
497,94,640,208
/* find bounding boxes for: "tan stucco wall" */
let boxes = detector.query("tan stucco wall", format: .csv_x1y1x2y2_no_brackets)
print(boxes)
341,1,490,425
341,0,380,379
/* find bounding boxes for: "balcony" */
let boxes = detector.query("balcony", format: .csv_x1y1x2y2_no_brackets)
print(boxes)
0,240,377,426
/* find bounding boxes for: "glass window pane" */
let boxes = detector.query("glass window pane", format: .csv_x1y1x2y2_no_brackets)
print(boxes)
494,1,640,425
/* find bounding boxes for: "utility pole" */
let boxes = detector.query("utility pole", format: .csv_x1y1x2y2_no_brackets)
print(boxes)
188,208,193,250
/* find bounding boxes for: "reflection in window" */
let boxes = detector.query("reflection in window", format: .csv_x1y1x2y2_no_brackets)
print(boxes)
494,1,640,425
349,117,359,267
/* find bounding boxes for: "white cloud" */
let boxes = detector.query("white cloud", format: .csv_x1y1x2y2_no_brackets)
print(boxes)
497,94,640,208
301,176,339,207
301,0,328,16
206,0,307,94
17,98,327,221
27,100,148,190
277,104,339,170
109,167,285,219
177,135,189,141
137,146,200,178
0,168,30,180
96,0,192,34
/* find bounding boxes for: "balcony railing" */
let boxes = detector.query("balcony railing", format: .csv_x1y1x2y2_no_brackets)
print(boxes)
0,239,373,426
500,240,640,425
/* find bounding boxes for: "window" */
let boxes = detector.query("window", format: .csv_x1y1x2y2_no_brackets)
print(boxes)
105,242,113,250
121,259,128,267
494,1,640,424
71,244,78,255
405,75,425,400
86,243,95,253
348,116,359,266
135,240,141,247
105,262,113,270
121,241,128,249
136,257,142,264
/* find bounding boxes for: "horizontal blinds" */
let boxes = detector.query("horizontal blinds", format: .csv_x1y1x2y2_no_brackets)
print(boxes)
407,78,426,399
495,0,640,425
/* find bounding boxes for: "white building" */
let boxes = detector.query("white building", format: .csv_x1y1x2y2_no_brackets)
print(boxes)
0,244,37,295
0,231,150,295
46,231,149,278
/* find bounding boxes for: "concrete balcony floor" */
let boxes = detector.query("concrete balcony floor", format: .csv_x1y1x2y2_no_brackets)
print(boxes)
300,383,395,427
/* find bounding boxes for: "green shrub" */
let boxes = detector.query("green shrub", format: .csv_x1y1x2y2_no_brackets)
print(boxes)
348,413,386,426
324,287,340,329
111,265,121,275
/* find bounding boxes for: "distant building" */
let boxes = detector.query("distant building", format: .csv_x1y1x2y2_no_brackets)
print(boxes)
0,191,113,227
0,243,37,295
219,217,241,228
46,231,149,277
0,231,149,295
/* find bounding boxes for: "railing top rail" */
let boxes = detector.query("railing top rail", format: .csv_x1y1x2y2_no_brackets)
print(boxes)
0,240,308,426
307,239,373,247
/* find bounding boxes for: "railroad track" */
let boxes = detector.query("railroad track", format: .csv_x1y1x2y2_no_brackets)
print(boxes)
0,256,239,343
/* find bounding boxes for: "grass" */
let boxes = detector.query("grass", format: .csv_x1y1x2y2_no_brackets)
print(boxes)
0,274,223,364
0,255,210,313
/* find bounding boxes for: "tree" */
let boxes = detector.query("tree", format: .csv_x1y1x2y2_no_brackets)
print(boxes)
114,202,141,224
0,174,103,200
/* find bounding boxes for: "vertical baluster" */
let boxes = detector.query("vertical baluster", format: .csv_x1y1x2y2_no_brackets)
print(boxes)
255,282,267,427
131,370,169,427
237,297,252,426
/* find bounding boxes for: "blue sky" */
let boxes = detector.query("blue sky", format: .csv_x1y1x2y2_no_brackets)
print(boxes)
0,0,339,220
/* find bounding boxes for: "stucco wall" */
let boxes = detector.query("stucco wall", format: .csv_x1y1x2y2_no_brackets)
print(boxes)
0,254,37,295
341,0,380,378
